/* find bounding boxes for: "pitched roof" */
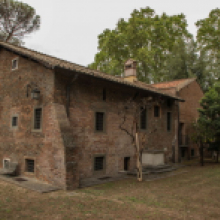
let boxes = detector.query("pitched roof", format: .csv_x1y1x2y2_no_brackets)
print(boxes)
151,78,197,91
0,41,183,101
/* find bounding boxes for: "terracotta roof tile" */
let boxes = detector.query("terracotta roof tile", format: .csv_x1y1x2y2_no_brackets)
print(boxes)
0,41,183,101
151,78,197,91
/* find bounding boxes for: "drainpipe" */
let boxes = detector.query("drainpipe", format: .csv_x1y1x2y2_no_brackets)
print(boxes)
66,74,78,118
177,101,180,163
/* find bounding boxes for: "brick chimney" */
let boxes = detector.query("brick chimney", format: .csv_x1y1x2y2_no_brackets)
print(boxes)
124,59,137,83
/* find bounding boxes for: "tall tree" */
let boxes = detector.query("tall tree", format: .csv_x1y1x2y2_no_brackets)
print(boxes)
89,7,192,83
196,82,220,163
0,0,40,45
196,8,220,83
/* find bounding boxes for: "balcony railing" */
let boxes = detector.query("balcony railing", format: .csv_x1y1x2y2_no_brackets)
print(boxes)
179,135,189,146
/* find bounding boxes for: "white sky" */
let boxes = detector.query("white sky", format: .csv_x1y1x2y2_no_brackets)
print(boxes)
21,0,219,67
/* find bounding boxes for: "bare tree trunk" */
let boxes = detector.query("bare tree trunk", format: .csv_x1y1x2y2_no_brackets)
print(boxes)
135,132,142,181
200,141,204,166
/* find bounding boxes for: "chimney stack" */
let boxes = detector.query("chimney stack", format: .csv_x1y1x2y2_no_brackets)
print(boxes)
124,59,137,83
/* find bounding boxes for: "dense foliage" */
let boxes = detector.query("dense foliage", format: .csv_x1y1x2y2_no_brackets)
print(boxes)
89,7,220,91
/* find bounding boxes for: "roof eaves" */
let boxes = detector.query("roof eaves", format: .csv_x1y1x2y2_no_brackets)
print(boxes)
0,41,183,101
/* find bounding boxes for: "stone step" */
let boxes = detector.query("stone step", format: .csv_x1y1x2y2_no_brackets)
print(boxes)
149,167,177,174
142,164,172,171
127,171,150,176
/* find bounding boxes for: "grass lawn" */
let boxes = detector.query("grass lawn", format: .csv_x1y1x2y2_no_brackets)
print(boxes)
1,162,220,220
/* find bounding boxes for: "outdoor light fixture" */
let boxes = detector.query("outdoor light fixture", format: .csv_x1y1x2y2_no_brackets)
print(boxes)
26,84,41,100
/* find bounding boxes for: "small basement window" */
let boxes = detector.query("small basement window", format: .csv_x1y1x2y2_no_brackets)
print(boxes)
94,156,105,171
33,108,42,130
12,58,18,70
3,159,10,169
95,112,105,132
154,105,160,117
25,159,35,173
11,116,18,127
124,157,130,171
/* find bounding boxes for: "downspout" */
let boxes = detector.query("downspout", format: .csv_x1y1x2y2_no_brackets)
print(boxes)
177,101,180,163
66,74,78,118
176,89,180,163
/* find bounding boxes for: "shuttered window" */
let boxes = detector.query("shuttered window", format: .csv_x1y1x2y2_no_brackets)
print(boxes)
34,108,42,130
25,159,35,173
95,112,104,131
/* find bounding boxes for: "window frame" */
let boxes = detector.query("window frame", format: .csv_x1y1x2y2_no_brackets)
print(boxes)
140,107,147,130
154,105,161,118
167,112,172,131
32,106,43,132
93,154,106,175
3,158,10,169
103,88,106,101
12,58,18,70
94,110,106,133
24,158,36,174
10,114,19,129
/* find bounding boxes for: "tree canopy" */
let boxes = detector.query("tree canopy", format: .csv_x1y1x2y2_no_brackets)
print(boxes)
198,82,220,140
195,9,220,88
89,7,192,83
0,0,40,45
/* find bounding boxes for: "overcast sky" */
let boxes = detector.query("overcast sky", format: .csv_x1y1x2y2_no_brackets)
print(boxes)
21,0,219,67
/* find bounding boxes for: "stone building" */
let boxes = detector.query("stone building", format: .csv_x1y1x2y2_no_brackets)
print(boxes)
152,78,204,160
0,42,183,189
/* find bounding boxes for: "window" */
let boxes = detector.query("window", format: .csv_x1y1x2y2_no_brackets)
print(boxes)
167,112,172,131
140,107,147,130
12,58,18,70
3,159,10,169
34,108,42,130
124,157,130,171
191,148,195,157
12,116,18,127
154,106,160,117
94,156,105,171
103,88,106,101
95,112,104,131
167,99,172,107
25,159,35,173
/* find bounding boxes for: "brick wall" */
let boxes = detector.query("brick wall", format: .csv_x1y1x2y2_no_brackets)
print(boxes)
0,49,66,188
179,80,204,158
0,48,179,190
55,72,179,184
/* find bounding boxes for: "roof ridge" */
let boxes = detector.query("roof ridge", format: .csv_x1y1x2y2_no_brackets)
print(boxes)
0,41,93,70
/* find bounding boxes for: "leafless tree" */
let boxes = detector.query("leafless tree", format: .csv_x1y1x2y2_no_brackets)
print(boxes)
118,95,164,181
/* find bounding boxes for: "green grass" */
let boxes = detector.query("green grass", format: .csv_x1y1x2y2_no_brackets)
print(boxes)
1,163,220,219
